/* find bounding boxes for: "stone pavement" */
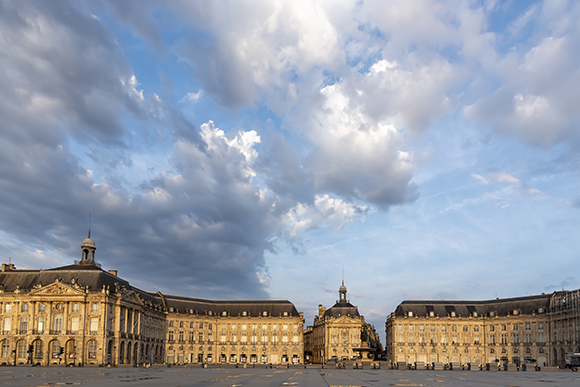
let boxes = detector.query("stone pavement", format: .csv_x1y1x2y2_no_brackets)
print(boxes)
0,367,579,386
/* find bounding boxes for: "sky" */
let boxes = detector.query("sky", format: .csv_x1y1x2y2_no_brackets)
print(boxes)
0,0,579,343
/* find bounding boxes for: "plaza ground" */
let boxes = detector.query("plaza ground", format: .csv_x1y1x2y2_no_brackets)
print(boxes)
1,366,579,387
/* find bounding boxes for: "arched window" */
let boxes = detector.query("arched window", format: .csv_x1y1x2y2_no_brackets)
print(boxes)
53,314,63,333
17,340,27,359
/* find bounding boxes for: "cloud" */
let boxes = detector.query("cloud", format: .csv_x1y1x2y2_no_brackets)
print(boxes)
471,171,543,196
180,90,204,103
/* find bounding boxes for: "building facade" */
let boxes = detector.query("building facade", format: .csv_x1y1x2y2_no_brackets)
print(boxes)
0,233,304,366
385,292,580,367
305,283,381,363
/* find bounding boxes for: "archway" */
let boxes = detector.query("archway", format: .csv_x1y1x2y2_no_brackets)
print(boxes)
65,339,76,365
126,342,132,364
133,343,138,365
32,339,43,365
16,339,27,363
87,340,97,362
553,349,558,366
107,340,113,365
49,339,61,363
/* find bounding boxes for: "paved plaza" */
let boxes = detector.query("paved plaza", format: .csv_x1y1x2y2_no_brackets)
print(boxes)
0,367,579,387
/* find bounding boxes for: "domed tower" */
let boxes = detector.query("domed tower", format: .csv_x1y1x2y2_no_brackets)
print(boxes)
339,281,347,303
80,231,96,264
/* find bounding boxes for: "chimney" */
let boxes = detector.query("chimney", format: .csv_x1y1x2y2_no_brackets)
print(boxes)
108,270,118,277
1,264,15,272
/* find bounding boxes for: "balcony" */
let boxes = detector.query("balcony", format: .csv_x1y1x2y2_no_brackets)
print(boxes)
49,330,62,335
66,330,78,335
19,330,28,335
89,331,98,335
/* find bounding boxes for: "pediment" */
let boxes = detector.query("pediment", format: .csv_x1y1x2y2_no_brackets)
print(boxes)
30,282,85,296
331,315,361,323
122,290,144,305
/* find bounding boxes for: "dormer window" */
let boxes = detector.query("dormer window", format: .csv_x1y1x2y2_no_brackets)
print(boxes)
408,311,413,317
450,311,456,317
208,310,213,316
222,311,227,317
429,311,435,317
473,312,477,317
538,308,544,314
283,311,288,316
513,310,518,315
242,311,247,316
263,311,268,317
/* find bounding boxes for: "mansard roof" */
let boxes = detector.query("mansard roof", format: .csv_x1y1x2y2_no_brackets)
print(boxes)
394,293,561,318
323,301,360,318
158,294,301,317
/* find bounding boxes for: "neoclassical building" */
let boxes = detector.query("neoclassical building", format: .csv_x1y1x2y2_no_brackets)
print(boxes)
385,291,580,367
0,233,304,366
305,282,381,363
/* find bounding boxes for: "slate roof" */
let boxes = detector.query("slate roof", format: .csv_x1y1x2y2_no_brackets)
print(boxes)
394,293,561,317
323,301,360,318
0,263,300,316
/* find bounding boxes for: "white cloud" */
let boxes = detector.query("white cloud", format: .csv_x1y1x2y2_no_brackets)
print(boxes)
180,90,204,103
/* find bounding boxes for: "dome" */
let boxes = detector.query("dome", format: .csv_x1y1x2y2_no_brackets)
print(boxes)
81,232,96,249
339,284,347,293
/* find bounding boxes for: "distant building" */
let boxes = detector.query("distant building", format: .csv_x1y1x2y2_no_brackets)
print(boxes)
0,233,304,366
386,291,580,367
305,282,381,363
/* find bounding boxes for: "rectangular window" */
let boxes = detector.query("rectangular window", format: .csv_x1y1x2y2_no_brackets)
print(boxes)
420,334,425,343
538,333,545,344
452,325,457,332
501,324,506,331
38,303,46,312
513,324,518,331
441,325,446,332
512,333,519,344
408,325,414,331
231,333,236,342
283,324,288,331
397,334,404,343
72,303,79,313
90,317,98,333
91,304,98,313
525,333,531,344
252,333,257,343
179,321,184,328
242,324,247,331
199,332,203,342
489,326,495,332
262,333,267,343
452,334,457,344
501,334,507,344
293,333,298,343
273,324,277,331
17,339,26,358
4,304,11,313
398,325,403,331
21,303,28,313
190,322,194,329
474,335,480,344
178,331,184,341
169,321,174,328
282,333,288,343
474,326,480,332
189,331,194,342
71,317,79,333
208,324,212,330
525,323,531,330
222,324,226,331
208,333,212,342
489,334,495,344
20,317,28,332
431,334,436,344
2,318,11,334
241,333,247,343
221,333,226,343
441,334,447,344
37,317,45,333
1,339,9,358
408,334,415,344
430,326,436,332
463,326,468,332
199,323,203,329
253,324,257,331
231,324,236,330
538,323,544,329
273,333,277,343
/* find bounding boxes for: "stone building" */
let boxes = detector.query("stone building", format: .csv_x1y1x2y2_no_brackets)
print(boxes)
549,289,580,366
306,282,380,363
0,233,304,365
386,293,560,367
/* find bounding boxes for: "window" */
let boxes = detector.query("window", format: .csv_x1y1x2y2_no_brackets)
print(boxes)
231,333,236,342
252,333,257,343
525,323,531,330
293,333,299,343
231,324,236,330
525,333,531,344
262,333,267,343
501,324,506,331
408,325,414,331
397,334,404,343
241,333,247,343
21,303,28,313
178,331,184,341
37,317,45,333
452,325,457,332
512,333,519,344
501,334,507,344
538,333,545,344
90,317,98,333
538,323,544,329
51,340,61,358
169,321,174,328
18,340,26,358
199,323,203,329
72,303,79,313
53,314,63,333
273,333,277,343
489,334,495,344
463,326,468,332
4,304,11,313
189,331,194,342
282,333,288,343
221,333,226,343
430,326,436,332
474,326,480,332
441,334,447,344
283,324,288,331
409,334,415,344
430,334,436,344
489,326,495,332
199,332,203,342
242,324,247,331
168,331,174,341
208,333,212,343
222,324,226,331
70,317,79,334
190,322,194,329
90,304,98,313
3,317,11,333
513,324,518,331
474,335,480,345
179,321,183,328
1,340,9,358
420,334,425,343
441,325,446,332
88,340,97,359
419,325,424,331
20,317,28,332
38,303,46,312
208,324,212,330
398,325,403,331
452,334,457,344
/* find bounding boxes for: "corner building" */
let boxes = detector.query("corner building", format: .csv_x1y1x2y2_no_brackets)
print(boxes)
386,294,557,367
306,283,381,363
0,233,303,365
